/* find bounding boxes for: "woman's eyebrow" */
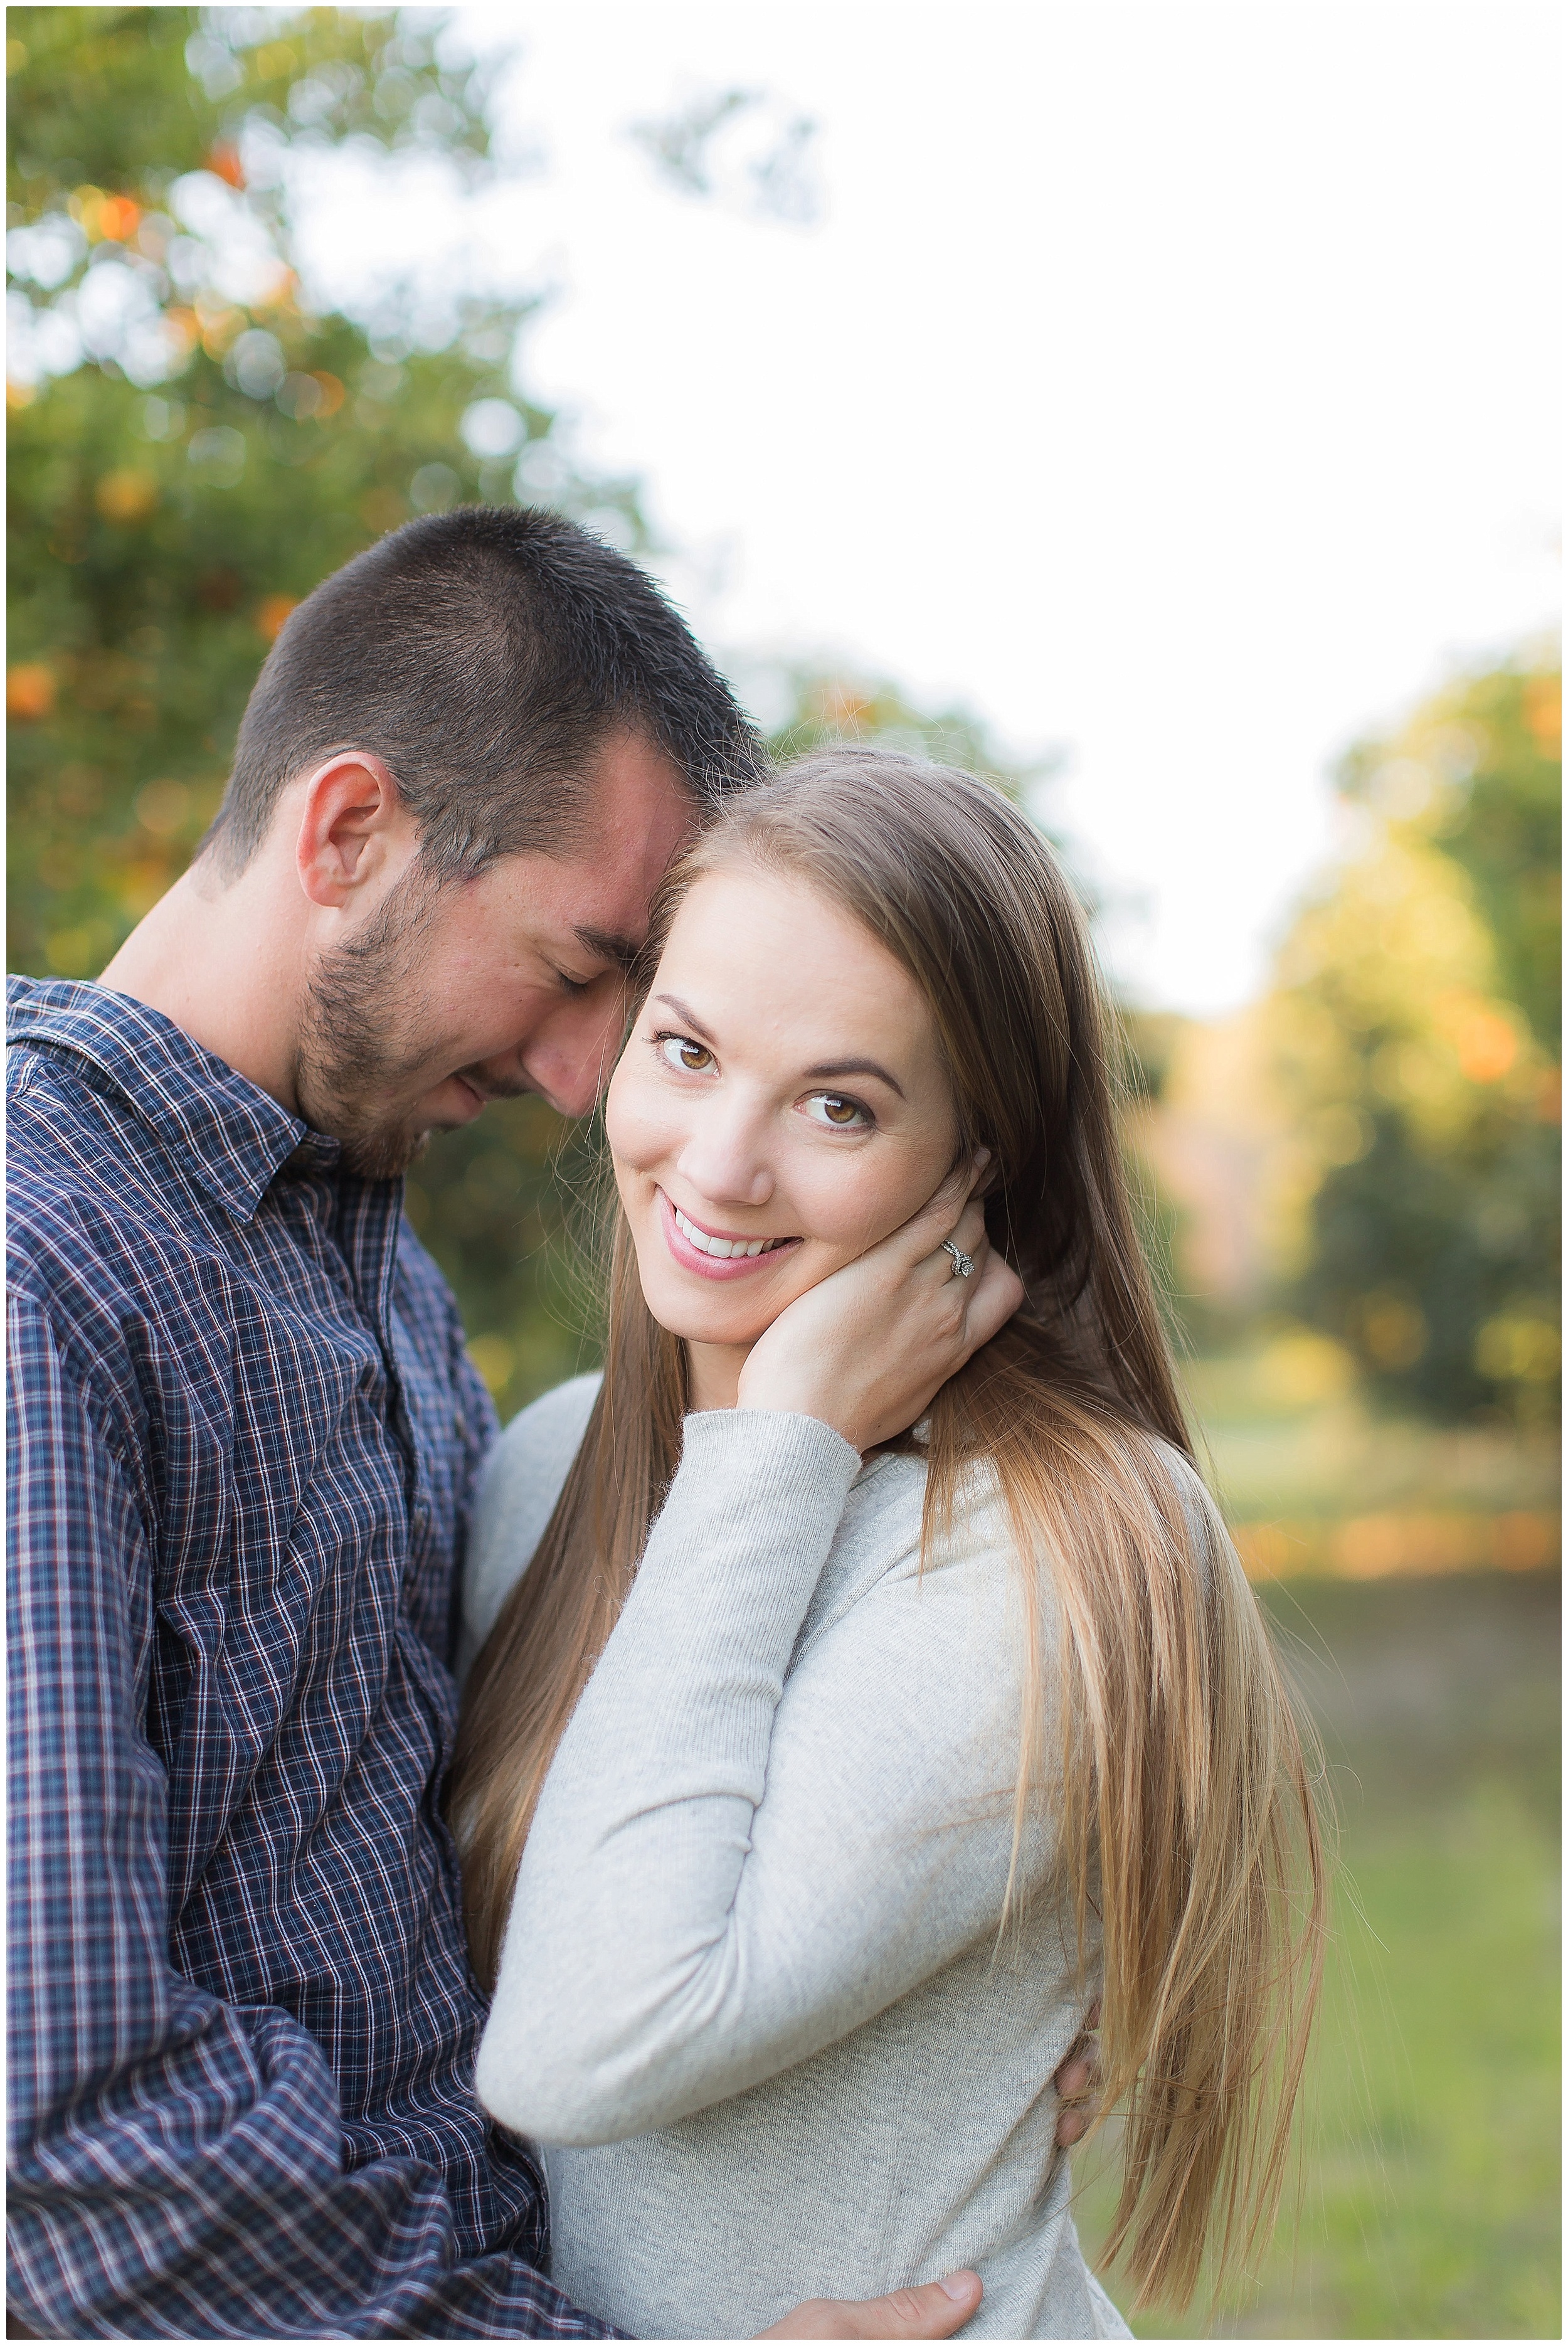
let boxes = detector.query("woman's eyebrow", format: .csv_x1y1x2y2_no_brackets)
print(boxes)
803,1057,906,1100
654,991,719,1043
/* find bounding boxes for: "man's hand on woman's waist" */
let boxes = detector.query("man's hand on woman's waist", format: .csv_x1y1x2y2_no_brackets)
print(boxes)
760,2269,983,2338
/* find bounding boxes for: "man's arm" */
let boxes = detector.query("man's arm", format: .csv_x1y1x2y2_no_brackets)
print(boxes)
5,1292,610,2341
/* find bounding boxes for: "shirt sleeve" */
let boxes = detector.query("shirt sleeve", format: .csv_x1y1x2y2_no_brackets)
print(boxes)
477,1410,1064,2148
6,1291,620,2341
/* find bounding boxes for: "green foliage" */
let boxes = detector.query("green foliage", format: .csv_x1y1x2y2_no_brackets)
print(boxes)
9,7,495,203
5,6,650,1412
3,2,647,971
761,666,1034,795
6,7,641,981
1340,666,1562,1054
405,1100,605,1412
1269,660,1560,1425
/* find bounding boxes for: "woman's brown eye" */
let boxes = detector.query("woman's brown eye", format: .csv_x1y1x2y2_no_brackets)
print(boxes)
659,1034,713,1075
803,1092,867,1129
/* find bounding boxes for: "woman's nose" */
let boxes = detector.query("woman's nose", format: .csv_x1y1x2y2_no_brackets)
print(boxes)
676,1104,775,1208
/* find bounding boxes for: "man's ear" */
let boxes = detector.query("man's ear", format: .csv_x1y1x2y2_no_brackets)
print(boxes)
295,752,413,910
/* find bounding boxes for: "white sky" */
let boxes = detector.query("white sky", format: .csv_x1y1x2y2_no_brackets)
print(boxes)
295,1,1560,1014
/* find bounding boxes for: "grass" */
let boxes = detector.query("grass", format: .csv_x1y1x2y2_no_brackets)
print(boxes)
1073,1570,1561,2338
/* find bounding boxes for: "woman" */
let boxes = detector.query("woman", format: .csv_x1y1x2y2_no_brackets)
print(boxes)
452,750,1325,2339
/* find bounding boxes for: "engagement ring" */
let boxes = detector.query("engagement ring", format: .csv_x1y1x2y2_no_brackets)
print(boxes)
942,1239,975,1279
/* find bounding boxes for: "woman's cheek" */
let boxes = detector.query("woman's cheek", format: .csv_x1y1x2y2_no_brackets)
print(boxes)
790,1144,925,1255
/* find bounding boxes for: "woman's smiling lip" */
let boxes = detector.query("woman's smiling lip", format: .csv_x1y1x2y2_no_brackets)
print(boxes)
657,1189,803,1282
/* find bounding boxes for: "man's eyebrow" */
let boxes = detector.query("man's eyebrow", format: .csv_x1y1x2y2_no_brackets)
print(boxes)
575,925,643,976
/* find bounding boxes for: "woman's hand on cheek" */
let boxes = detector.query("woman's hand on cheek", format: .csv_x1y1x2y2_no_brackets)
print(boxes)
734,1156,1024,1453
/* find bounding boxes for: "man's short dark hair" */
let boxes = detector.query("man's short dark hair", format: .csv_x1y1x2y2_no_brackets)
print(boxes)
208,506,767,876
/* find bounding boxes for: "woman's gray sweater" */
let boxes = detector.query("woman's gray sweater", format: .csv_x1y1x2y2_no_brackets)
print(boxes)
465,1377,1131,2340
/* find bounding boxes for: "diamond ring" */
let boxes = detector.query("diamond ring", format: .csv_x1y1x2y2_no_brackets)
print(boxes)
942,1239,975,1279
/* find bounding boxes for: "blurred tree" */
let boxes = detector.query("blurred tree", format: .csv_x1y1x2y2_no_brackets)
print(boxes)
6,7,646,982
1112,1007,1218,1355
760,664,1033,795
7,4,649,1414
1266,657,1560,1425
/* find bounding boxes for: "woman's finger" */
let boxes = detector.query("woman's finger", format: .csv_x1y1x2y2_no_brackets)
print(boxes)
943,1195,988,1265
891,1150,992,1264
908,1196,990,1292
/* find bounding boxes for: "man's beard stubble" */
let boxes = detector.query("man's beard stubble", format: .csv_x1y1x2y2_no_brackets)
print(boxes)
294,863,480,1181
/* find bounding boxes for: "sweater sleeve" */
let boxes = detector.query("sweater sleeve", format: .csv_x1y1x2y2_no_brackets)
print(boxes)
475,1409,1057,2148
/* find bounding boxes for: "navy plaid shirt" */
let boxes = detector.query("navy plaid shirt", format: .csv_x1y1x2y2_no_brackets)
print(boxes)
6,977,618,2340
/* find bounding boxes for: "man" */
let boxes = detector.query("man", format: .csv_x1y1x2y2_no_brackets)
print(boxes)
8,507,1095,2339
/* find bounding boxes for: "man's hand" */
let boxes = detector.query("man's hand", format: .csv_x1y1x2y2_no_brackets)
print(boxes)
1052,2000,1101,2148
758,2270,982,2338
737,1157,1024,1453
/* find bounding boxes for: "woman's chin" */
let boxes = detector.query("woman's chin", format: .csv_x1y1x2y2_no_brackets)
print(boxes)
644,1295,774,1350
635,1263,794,1352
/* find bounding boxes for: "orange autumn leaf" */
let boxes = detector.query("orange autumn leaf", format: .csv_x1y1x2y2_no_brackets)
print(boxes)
95,469,159,524
8,663,56,721
97,194,140,241
255,594,300,644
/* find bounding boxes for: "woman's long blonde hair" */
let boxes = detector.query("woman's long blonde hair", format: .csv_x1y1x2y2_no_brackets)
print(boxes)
450,748,1326,2311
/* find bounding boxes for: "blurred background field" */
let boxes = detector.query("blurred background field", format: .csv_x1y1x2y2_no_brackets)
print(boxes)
1071,1335,1560,2332
1074,1516,1560,2338
6,9,1559,2335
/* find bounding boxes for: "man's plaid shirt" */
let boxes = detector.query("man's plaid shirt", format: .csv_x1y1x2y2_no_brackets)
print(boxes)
6,976,617,2339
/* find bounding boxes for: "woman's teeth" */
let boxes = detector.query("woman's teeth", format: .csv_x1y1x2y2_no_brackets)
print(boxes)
673,1203,791,1259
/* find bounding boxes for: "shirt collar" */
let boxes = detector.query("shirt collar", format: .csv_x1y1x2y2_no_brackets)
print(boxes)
7,975,342,1224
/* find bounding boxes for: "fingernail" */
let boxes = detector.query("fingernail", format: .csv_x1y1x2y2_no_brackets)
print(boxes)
939,2273,980,2303
973,1146,992,1171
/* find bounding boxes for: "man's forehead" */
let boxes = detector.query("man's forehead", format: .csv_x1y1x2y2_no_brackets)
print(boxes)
464,733,699,962
556,738,698,952
481,852,652,945
473,814,679,967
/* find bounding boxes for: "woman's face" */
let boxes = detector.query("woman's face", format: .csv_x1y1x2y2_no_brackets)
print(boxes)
606,864,961,1354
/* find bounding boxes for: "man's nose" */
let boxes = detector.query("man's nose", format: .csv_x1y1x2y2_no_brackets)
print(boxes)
510,992,627,1120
